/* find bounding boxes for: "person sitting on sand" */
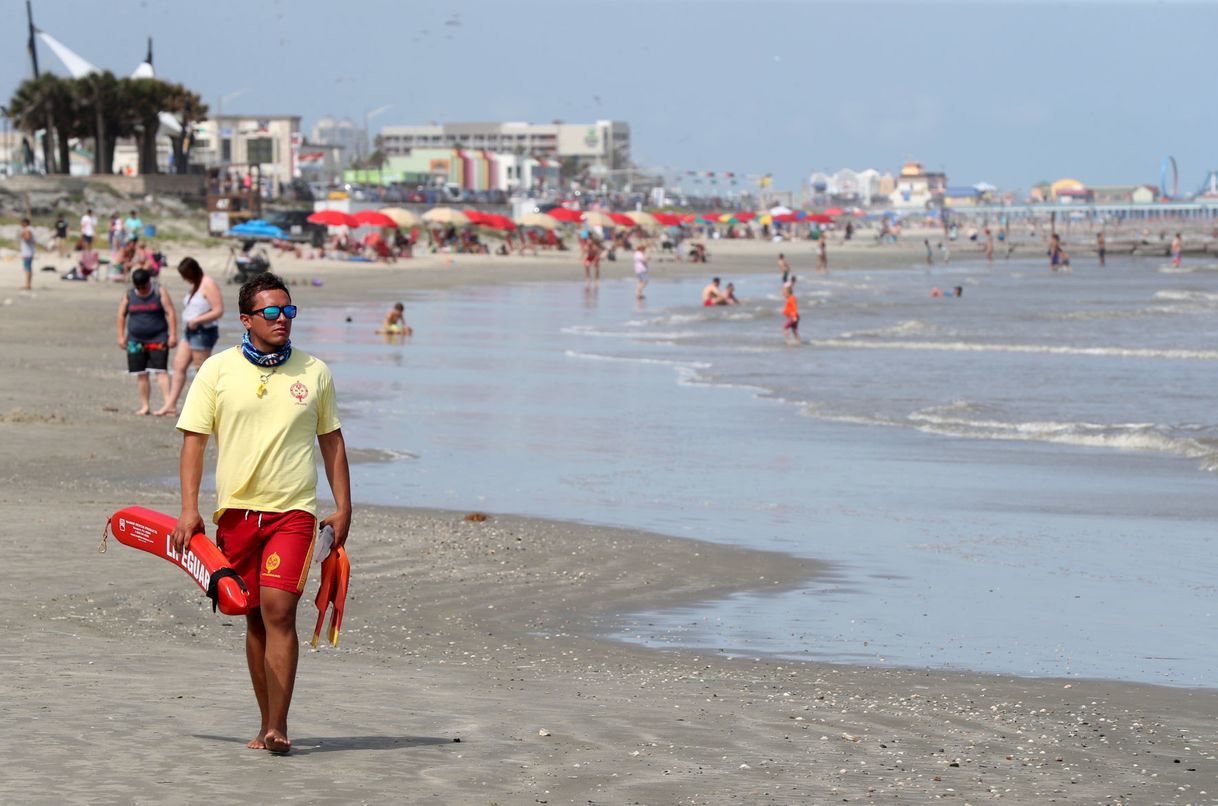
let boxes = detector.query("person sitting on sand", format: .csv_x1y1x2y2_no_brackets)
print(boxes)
380,302,413,336
703,277,726,306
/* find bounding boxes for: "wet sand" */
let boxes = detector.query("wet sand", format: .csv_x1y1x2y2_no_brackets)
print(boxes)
2,240,1216,803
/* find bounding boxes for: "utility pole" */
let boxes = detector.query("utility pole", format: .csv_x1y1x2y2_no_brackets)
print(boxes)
26,0,54,173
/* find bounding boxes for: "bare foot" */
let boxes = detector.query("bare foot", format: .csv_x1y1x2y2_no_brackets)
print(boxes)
152,407,176,417
135,407,150,416
264,729,292,755
247,732,267,750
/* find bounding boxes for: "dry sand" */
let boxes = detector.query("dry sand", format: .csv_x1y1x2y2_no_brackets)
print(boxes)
2,238,1216,804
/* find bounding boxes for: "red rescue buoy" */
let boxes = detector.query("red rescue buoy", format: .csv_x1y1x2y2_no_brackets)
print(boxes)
108,506,250,616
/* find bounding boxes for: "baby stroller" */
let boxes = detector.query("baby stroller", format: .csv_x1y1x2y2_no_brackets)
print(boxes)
226,240,272,284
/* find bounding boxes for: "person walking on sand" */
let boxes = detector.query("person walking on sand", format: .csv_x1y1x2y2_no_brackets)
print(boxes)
1171,232,1182,267
777,252,791,284
171,272,351,756
18,217,34,290
1097,232,1106,267
53,213,69,258
816,237,828,275
80,208,97,251
124,209,144,244
634,243,649,299
117,268,177,415
984,227,994,262
109,213,122,252
782,283,800,344
155,257,224,417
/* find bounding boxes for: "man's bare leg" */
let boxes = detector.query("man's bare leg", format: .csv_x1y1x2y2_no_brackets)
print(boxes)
155,346,192,416
244,606,271,749
258,587,301,754
154,372,172,413
135,374,151,415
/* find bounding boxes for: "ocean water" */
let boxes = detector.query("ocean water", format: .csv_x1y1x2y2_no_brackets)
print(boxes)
299,254,1218,687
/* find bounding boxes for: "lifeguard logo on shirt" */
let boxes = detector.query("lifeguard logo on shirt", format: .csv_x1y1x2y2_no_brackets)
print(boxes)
265,552,282,574
289,381,309,405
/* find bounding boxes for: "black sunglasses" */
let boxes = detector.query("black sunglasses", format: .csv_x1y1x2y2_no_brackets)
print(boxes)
249,305,298,321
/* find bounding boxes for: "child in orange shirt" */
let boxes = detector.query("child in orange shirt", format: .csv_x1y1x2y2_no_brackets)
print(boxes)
782,284,800,344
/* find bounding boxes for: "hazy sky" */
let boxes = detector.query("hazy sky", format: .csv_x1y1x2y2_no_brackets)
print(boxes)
3,0,1214,193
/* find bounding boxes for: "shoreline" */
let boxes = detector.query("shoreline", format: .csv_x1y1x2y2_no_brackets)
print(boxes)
3,241,1217,802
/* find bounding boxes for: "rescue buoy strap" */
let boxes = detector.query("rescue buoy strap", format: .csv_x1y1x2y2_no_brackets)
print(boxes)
206,567,248,613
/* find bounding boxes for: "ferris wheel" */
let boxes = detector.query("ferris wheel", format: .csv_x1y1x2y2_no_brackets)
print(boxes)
1160,156,1179,199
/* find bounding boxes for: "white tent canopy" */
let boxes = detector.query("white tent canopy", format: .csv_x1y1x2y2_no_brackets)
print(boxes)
36,30,182,134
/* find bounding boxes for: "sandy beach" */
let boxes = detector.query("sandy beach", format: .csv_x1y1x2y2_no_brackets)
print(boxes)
3,238,1217,804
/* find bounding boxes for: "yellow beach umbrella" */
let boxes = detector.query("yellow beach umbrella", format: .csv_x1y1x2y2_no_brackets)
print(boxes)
422,207,469,225
379,207,421,228
626,211,659,229
516,212,560,230
758,214,773,226
581,210,617,228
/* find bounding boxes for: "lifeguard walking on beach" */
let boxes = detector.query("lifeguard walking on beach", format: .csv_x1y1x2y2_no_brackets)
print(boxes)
172,272,352,756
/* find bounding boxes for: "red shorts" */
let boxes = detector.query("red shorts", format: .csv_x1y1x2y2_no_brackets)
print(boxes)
216,509,316,608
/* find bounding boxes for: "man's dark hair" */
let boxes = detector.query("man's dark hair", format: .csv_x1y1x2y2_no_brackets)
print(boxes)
131,268,151,287
238,272,291,314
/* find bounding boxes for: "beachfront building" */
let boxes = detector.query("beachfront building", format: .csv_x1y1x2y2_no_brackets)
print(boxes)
343,148,560,192
807,168,887,207
943,187,982,207
888,162,947,209
1049,178,1093,204
189,114,302,197
1091,185,1140,205
379,120,631,176
310,116,365,176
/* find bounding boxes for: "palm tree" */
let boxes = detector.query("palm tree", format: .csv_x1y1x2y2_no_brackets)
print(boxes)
123,77,173,175
7,74,75,173
163,83,208,175
72,71,125,174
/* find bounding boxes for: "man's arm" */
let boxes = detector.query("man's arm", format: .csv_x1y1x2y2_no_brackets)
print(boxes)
171,430,210,552
317,428,352,548
116,296,128,349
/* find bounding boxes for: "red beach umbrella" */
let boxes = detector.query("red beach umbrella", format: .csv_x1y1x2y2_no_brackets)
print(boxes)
546,207,583,223
463,209,491,225
351,210,399,228
307,210,360,227
734,211,756,222
480,213,516,230
824,207,845,216
805,213,835,224
607,212,635,227
651,211,683,227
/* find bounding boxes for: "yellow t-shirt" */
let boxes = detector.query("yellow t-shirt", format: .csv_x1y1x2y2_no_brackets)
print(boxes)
177,346,342,523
